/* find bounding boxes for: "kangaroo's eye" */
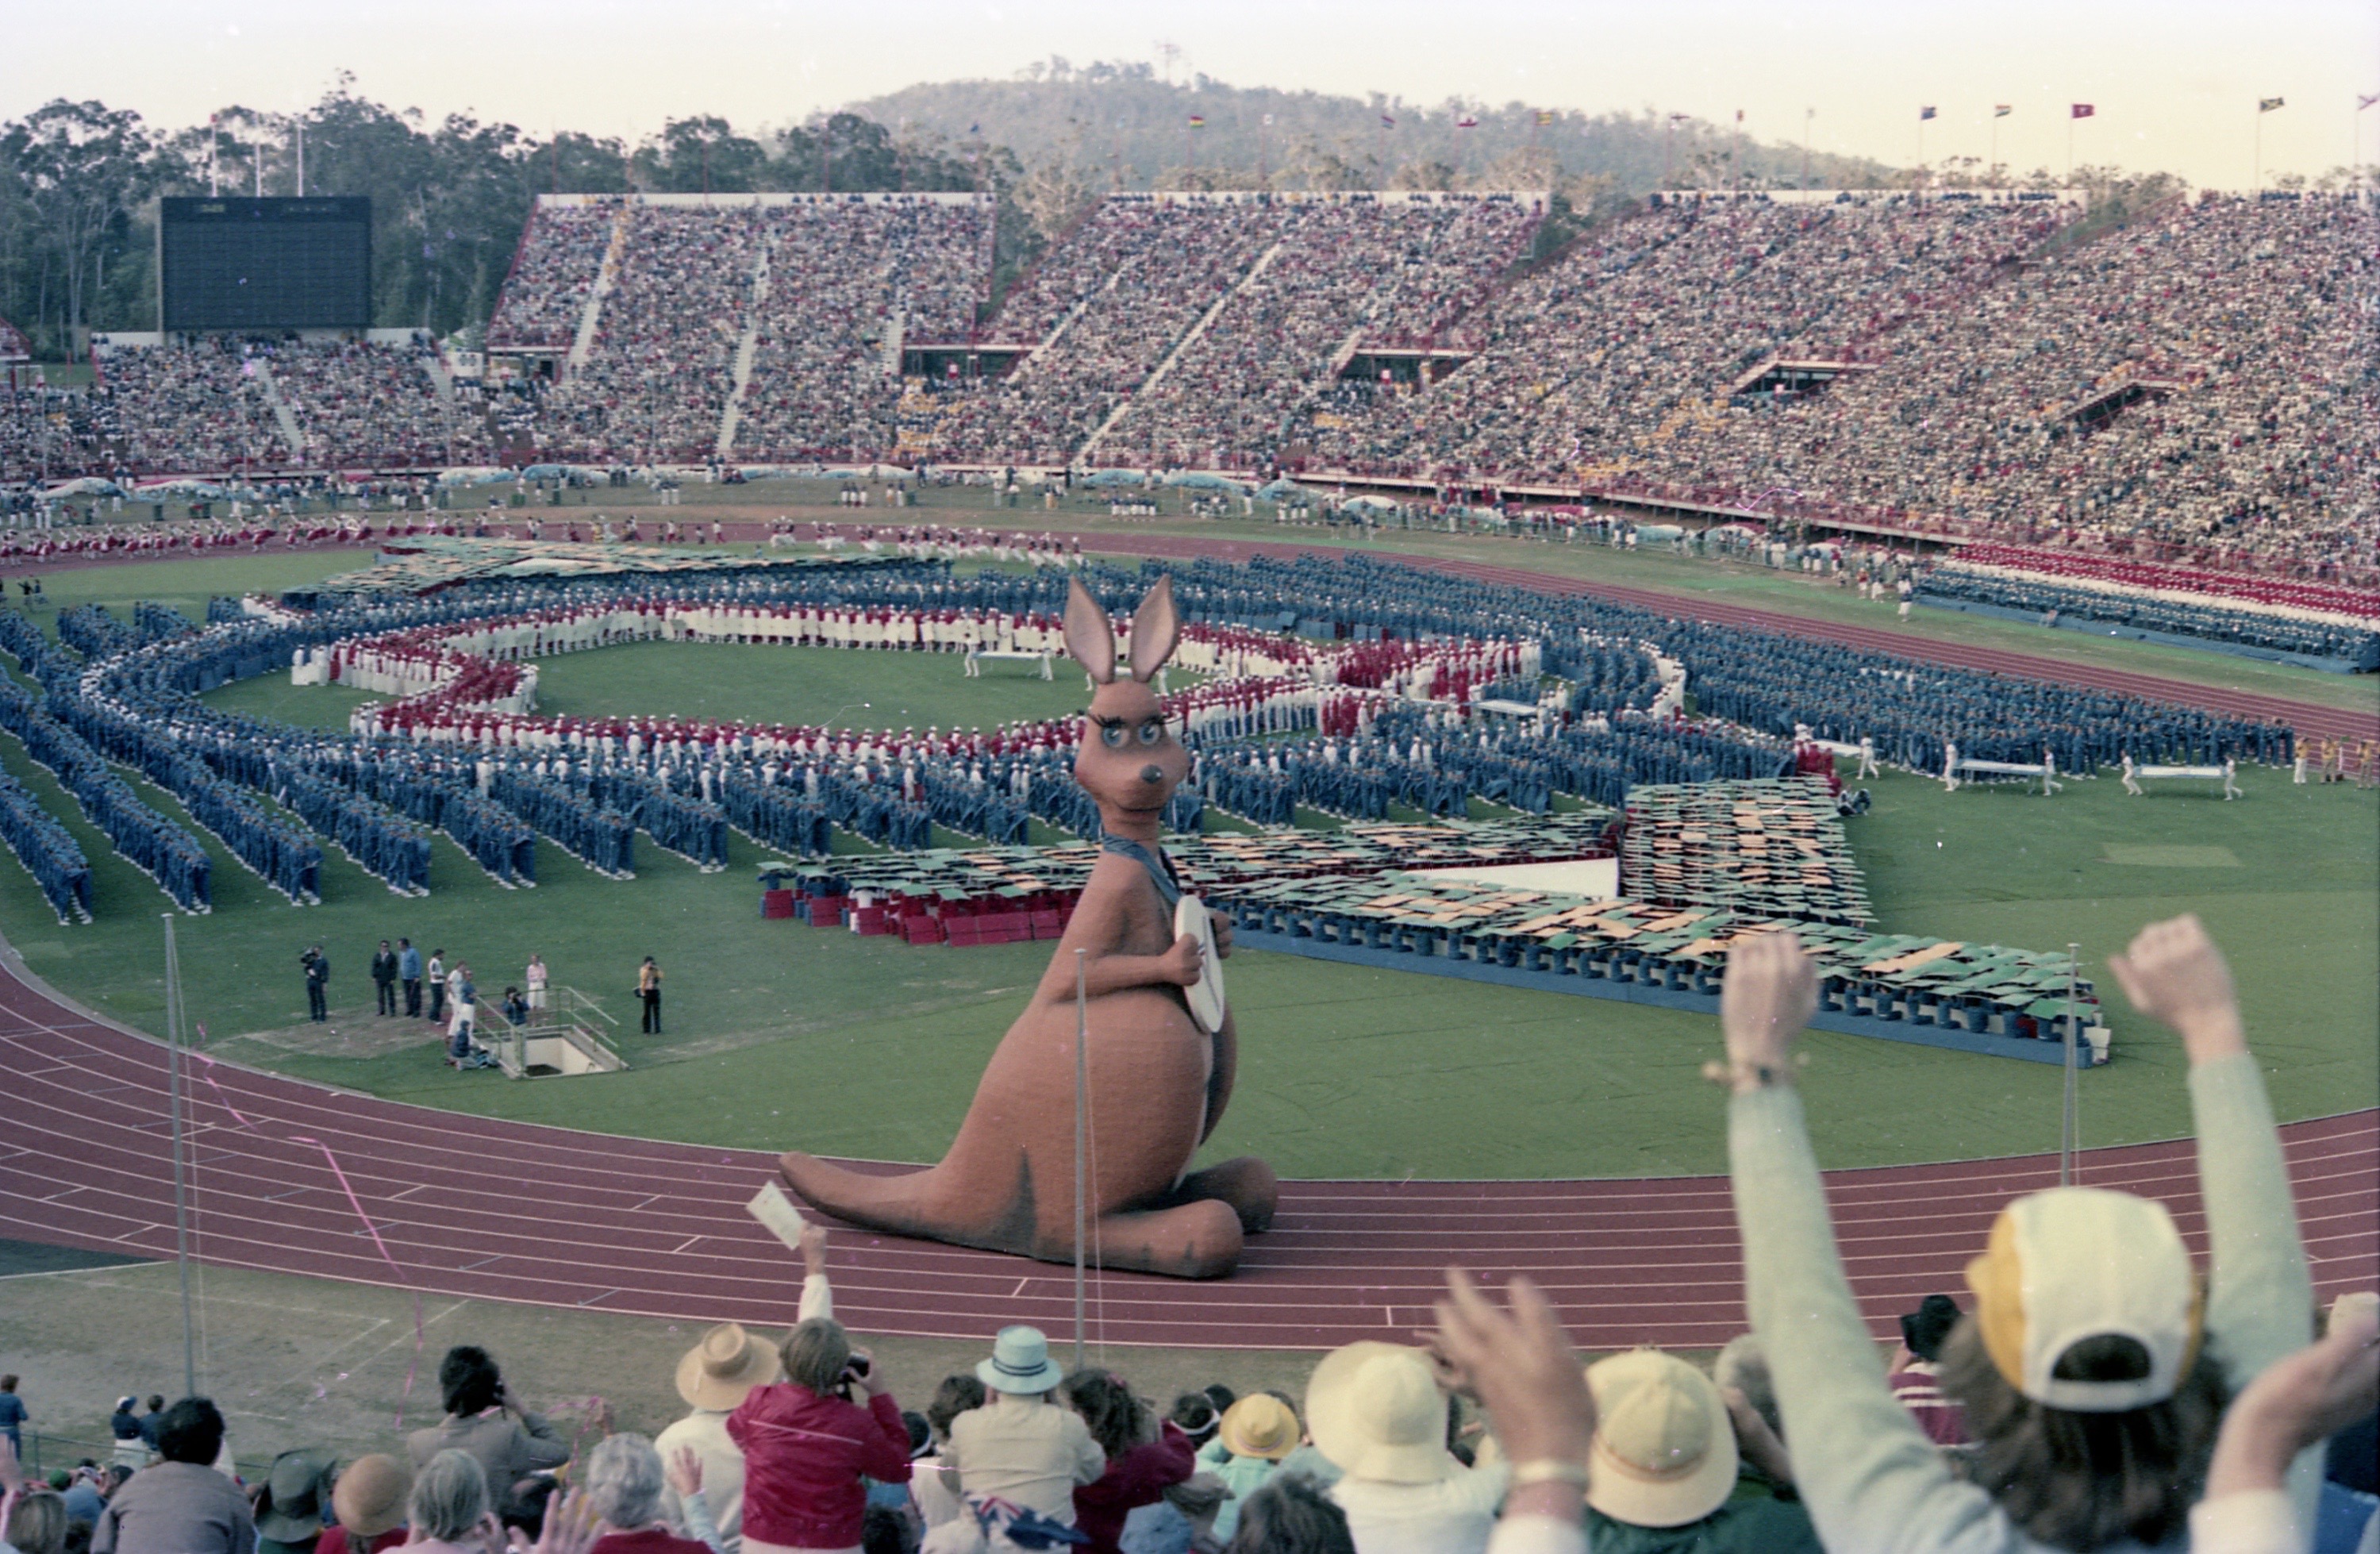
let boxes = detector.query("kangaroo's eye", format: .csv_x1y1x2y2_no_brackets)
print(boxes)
1099,722,1125,748
1137,721,1163,746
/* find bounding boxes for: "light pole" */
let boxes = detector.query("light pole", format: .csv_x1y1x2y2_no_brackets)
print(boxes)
163,914,196,1398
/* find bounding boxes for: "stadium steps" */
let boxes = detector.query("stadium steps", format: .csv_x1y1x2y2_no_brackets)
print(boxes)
1078,238,1286,462
716,240,775,456
249,360,308,464
565,207,631,378
1008,275,1113,383
419,354,462,466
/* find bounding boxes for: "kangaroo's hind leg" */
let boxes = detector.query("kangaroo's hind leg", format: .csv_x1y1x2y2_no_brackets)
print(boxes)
1090,1198,1245,1280
1167,1156,1278,1235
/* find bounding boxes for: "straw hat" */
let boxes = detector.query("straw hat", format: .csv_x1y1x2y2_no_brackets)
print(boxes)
329,1452,411,1541
1217,1394,1299,1462
1584,1350,1738,1529
675,1321,783,1411
1305,1342,1456,1485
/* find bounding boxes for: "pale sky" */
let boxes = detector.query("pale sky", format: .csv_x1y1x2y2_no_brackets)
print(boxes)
10,0,2376,188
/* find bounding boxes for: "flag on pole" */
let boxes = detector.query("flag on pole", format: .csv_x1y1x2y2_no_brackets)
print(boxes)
1536,109,1556,126
1734,109,1745,124
1455,114,1479,129
1920,106,1938,121
2257,97,2284,113
1379,113,1396,129
1994,104,2013,117
1187,115,1205,129
2070,103,2095,119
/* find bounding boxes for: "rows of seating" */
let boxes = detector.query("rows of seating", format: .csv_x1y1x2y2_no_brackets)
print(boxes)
484,202,617,349
732,200,989,462
1302,194,2067,486
12,191,2368,588
1619,194,2377,583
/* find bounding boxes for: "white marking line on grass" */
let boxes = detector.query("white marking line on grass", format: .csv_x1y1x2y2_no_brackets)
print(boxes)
0,1260,163,1281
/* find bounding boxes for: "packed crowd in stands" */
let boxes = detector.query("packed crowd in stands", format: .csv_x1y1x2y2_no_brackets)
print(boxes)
6,189,2370,586
535,206,770,462
5,917,2374,1554
1623,194,2378,583
1301,194,2067,487
929,198,1296,467
98,340,291,473
486,204,620,351
267,340,490,468
1096,197,1536,470
732,199,990,464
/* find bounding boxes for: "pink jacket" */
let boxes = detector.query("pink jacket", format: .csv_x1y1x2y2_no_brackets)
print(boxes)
727,1382,912,1550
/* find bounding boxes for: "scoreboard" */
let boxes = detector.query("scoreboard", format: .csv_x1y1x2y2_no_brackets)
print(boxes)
158,197,371,331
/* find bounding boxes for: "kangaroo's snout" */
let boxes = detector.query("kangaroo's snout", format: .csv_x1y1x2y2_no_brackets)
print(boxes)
1140,764,1166,787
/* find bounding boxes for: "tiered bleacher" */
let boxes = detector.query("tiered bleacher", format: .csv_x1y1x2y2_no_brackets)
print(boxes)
732,196,990,462
1626,193,2378,583
485,200,619,350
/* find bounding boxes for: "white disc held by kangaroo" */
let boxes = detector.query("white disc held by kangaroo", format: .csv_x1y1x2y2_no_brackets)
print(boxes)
1175,893,1228,1034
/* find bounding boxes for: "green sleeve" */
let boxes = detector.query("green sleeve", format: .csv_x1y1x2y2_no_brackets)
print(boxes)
1730,1085,2028,1554
2188,1052,2318,1530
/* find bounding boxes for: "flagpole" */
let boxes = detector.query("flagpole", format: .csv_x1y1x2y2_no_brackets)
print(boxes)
163,914,195,1398
1072,949,1087,1374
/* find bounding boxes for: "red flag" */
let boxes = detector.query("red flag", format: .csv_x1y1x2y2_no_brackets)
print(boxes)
1455,114,1478,129
2070,103,2095,119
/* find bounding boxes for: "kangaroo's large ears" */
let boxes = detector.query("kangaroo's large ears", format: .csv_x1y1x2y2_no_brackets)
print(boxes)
1127,575,1181,684
1064,576,1117,685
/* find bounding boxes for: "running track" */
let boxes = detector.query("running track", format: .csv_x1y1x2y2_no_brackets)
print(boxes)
1,947,2370,1350
2,529,2371,1347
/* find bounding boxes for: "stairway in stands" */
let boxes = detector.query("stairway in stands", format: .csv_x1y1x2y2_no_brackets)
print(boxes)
715,238,775,457
250,360,309,464
566,207,631,378
1077,239,1286,464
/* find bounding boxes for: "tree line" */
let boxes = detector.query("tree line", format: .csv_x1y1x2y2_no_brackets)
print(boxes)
0,79,1026,360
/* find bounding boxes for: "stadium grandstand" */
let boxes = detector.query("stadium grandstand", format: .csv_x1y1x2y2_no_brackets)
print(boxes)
6,186,2374,588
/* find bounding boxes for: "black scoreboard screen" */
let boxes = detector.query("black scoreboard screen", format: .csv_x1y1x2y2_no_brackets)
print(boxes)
159,198,371,330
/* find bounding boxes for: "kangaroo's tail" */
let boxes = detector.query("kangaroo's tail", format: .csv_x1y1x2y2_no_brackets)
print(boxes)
777,1148,1037,1256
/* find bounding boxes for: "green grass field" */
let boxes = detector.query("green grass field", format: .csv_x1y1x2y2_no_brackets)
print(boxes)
1,546,2370,1181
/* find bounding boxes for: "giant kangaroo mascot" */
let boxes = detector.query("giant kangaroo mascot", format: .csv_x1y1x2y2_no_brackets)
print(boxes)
778,575,1277,1279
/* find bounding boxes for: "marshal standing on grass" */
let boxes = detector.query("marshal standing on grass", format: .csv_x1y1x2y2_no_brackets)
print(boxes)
301,946,329,1024
637,956,663,1035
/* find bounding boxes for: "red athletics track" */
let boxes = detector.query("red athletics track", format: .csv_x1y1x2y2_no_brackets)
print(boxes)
2,944,2371,1352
